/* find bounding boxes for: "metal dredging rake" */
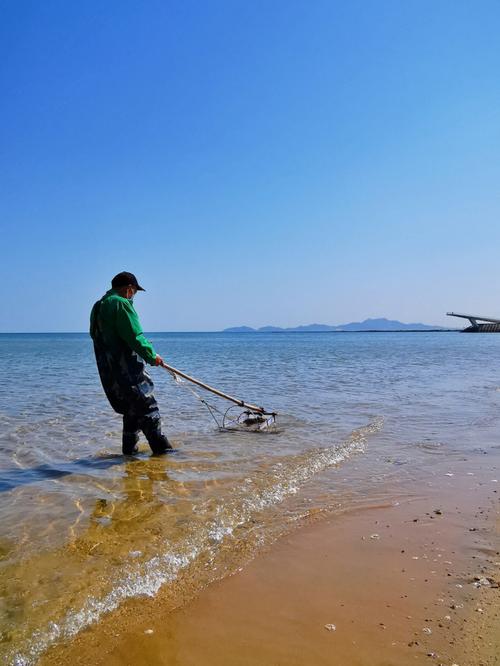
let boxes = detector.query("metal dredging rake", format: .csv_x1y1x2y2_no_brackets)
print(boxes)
161,362,277,431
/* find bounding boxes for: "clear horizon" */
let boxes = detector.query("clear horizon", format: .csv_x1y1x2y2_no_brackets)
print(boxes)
1,1,499,333
0,315,458,334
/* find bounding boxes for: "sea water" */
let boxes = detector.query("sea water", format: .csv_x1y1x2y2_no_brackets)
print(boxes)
1,331,500,664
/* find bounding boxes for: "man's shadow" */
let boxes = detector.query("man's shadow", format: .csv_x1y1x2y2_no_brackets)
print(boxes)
0,455,130,493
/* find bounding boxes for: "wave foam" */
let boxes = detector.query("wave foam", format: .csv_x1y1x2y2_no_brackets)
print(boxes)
9,417,383,666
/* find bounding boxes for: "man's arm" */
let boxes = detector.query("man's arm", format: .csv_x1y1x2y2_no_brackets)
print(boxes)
115,299,159,365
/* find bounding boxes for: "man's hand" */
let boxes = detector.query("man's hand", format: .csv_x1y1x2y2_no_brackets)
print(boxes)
155,354,166,367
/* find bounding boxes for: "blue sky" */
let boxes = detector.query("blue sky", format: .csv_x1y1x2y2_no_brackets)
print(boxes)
1,0,499,331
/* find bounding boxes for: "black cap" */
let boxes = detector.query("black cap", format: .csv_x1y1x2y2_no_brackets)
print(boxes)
111,271,145,291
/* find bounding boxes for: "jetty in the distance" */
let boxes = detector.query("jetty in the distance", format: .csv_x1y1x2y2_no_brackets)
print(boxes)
447,312,500,332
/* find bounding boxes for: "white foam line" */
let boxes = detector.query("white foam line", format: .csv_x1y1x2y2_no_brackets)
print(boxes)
10,418,382,666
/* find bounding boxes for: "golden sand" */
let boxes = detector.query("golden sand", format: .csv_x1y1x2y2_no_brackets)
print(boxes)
42,455,500,666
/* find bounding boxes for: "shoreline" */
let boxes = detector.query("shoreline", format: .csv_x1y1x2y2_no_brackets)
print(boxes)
42,452,500,666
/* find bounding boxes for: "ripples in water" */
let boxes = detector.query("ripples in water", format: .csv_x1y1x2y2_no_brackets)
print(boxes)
2,331,500,664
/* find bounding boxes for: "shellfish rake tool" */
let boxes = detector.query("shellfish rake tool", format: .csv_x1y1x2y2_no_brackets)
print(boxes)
161,362,277,431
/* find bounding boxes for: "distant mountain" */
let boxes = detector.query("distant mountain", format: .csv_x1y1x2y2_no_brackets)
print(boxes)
257,326,285,332
287,324,338,332
335,318,441,331
223,318,448,332
223,326,256,333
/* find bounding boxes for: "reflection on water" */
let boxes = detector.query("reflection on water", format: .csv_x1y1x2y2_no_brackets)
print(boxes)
1,332,500,664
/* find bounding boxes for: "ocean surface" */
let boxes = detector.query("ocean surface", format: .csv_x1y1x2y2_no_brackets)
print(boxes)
1,331,500,664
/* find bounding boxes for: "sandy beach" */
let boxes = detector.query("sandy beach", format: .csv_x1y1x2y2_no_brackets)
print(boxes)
41,447,500,666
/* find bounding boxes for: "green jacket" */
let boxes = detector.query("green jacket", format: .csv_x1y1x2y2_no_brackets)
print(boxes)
90,289,157,365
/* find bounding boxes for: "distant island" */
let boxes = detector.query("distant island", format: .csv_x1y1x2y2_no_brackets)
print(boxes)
223,318,453,333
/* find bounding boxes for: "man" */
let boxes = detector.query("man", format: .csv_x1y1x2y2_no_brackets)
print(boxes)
90,271,173,455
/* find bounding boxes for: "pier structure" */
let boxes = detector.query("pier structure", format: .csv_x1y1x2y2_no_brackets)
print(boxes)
447,312,500,332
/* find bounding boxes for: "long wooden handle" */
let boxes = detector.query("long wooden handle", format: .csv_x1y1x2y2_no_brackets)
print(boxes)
161,362,275,416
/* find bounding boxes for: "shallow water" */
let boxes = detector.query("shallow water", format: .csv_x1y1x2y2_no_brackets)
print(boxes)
1,331,500,665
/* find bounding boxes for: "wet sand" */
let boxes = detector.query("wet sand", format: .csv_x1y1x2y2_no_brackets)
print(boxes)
42,453,500,666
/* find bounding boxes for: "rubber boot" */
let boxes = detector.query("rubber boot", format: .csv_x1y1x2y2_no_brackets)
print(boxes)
122,431,140,455
144,425,173,455
149,433,173,455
